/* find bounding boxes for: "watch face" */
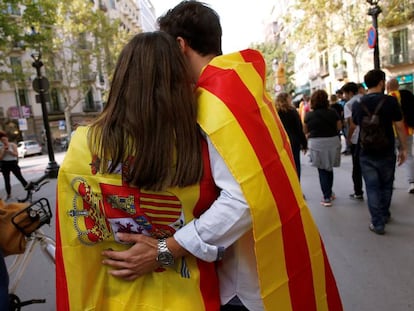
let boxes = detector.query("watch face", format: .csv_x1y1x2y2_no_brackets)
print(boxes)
157,252,174,266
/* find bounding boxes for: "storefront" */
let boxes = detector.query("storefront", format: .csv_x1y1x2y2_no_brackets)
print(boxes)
397,73,414,92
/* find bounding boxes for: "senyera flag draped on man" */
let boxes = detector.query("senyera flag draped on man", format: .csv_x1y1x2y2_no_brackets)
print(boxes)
196,49,343,311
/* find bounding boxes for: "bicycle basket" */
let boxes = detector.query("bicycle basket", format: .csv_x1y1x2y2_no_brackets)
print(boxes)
11,198,52,237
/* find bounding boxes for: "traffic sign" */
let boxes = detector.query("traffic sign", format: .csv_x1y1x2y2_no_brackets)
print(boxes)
35,93,51,104
32,77,50,93
367,26,377,49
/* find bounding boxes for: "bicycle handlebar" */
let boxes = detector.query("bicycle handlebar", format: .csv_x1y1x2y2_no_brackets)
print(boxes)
12,198,52,236
18,173,50,203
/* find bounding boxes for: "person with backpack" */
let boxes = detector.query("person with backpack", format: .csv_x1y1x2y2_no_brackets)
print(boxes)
386,78,414,194
352,69,407,235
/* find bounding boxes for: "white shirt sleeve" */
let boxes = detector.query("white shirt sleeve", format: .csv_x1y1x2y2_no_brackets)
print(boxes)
344,101,352,119
173,135,252,262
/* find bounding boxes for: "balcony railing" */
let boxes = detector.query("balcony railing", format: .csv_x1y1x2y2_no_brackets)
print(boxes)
334,68,348,81
83,101,102,113
81,72,97,82
382,50,414,67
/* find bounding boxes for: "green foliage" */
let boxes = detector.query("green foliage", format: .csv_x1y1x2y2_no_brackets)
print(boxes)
0,0,130,116
380,0,414,27
250,41,295,96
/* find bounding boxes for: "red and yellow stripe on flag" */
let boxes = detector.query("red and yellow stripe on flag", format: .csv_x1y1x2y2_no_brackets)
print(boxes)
55,127,220,311
389,90,413,135
196,49,343,311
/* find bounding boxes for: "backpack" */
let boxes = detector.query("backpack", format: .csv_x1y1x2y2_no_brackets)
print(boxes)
399,89,414,127
359,96,389,154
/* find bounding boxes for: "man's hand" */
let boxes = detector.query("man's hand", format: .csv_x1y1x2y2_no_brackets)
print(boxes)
102,233,159,281
394,120,407,166
398,148,407,166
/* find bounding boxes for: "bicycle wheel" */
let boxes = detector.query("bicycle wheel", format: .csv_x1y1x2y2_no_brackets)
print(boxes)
9,293,21,311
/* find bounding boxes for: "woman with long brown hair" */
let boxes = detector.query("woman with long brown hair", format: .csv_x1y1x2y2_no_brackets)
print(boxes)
275,92,307,179
56,31,221,310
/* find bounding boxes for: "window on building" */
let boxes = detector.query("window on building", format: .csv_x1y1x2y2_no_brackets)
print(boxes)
84,88,96,111
391,28,408,64
49,88,63,114
15,88,29,106
10,57,23,76
319,50,329,76
5,3,21,15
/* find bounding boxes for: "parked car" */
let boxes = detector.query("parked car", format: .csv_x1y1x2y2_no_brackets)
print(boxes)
17,140,43,158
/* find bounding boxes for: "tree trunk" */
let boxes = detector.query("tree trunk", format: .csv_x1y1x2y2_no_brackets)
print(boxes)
64,107,72,138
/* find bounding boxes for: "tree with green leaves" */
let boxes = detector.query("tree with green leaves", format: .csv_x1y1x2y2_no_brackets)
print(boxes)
251,41,295,97
0,0,56,87
50,0,130,136
287,0,412,82
0,0,130,137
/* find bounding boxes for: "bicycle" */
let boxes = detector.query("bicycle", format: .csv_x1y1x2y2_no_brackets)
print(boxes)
18,173,50,203
7,197,55,311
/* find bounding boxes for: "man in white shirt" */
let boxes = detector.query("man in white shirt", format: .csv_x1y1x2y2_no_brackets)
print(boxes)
342,82,364,200
102,2,343,310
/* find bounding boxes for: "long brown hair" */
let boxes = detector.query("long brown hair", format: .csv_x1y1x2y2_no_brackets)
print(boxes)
274,92,294,112
88,31,202,191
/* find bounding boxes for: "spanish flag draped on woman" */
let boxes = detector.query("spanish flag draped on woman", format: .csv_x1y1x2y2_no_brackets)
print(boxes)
55,127,221,310
196,49,343,311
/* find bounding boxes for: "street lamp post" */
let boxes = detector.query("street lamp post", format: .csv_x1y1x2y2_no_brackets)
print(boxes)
367,0,382,70
31,52,60,178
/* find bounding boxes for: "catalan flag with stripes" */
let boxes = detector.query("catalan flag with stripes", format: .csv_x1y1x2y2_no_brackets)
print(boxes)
55,127,220,310
196,49,343,311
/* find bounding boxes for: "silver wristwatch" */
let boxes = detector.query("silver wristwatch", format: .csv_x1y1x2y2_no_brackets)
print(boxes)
156,238,175,266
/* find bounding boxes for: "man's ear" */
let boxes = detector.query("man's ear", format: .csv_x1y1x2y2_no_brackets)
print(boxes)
176,36,188,52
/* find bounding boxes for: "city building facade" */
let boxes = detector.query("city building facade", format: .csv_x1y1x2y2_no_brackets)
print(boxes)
264,0,414,98
0,0,156,146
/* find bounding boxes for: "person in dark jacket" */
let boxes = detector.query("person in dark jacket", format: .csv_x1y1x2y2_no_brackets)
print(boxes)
275,92,307,180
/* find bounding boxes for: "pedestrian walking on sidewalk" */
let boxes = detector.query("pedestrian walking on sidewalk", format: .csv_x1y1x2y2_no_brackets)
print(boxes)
0,131,28,201
386,78,414,194
342,82,364,200
352,70,407,235
275,92,308,179
304,89,342,207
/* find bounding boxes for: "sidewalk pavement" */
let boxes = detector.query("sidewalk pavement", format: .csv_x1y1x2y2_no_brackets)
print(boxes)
3,150,414,311
301,150,414,311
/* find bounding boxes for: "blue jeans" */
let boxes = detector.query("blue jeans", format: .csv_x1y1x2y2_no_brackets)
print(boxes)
0,251,9,310
351,144,363,195
318,168,334,200
360,153,396,229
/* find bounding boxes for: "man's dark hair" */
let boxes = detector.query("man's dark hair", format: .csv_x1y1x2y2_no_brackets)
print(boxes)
364,69,386,88
341,82,358,95
158,0,222,56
